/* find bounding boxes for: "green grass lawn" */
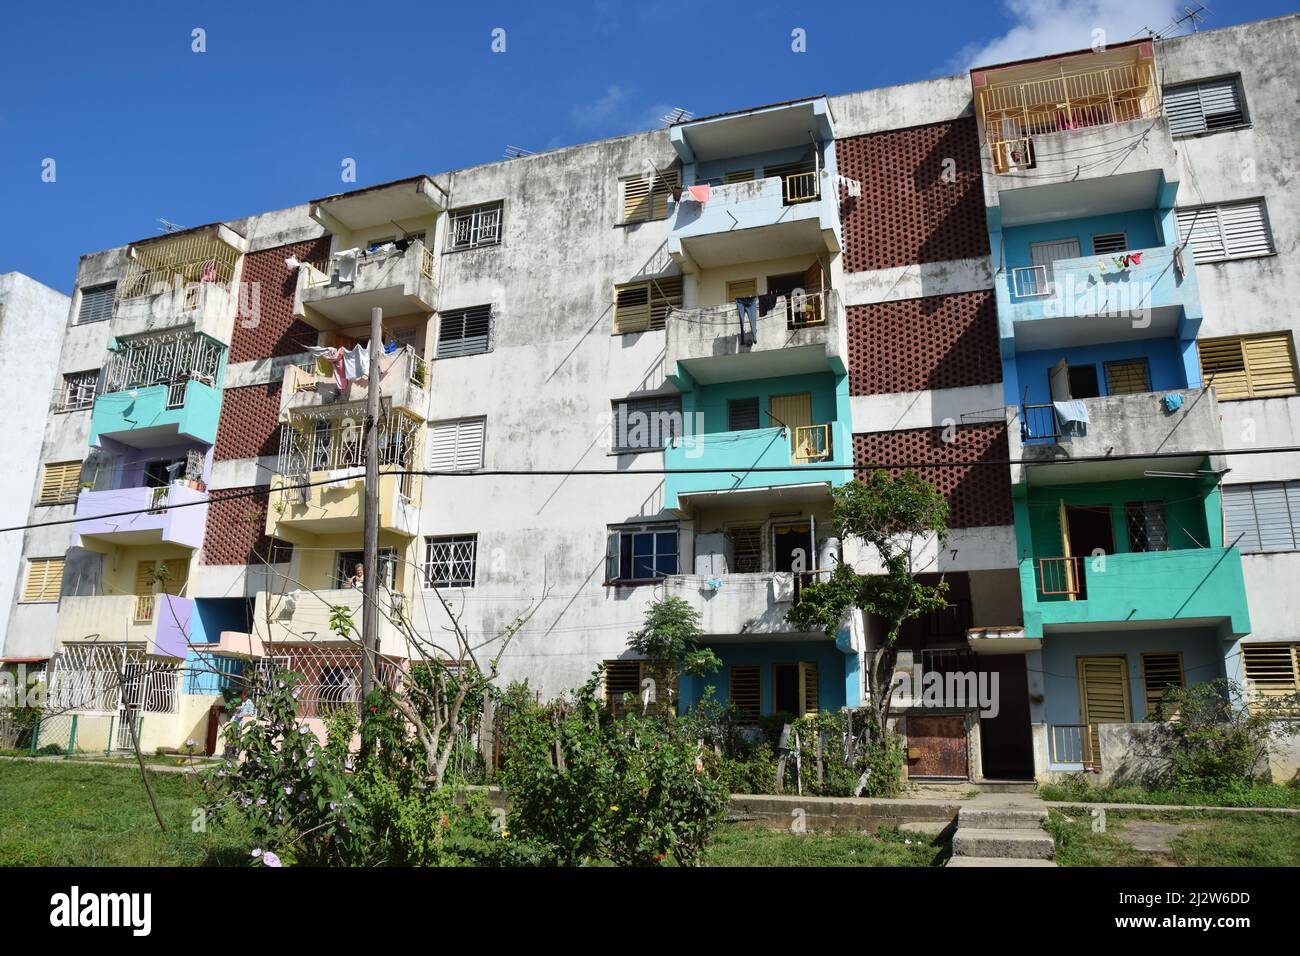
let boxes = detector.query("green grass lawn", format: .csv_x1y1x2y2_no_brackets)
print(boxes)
1041,779,1300,809
0,760,248,866
704,826,944,867
1048,808,1300,867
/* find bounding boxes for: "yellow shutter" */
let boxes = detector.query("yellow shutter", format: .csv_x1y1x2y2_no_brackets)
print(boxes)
1077,656,1131,765
21,558,63,603
725,278,757,300
38,461,82,504
1104,359,1150,395
604,659,641,717
1200,333,1298,400
724,168,755,184
1140,652,1184,717
621,170,679,223
613,275,682,334
729,664,761,722
799,662,819,715
1242,643,1300,714
770,393,813,455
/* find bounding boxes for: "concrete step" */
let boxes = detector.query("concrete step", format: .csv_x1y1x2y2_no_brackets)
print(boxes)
951,827,1055,860
957,807,1049,830
946,855,1058,867
898,820,953,843
916,780,1038,794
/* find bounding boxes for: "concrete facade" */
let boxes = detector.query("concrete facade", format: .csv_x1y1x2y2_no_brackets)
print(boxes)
3,15,1297,776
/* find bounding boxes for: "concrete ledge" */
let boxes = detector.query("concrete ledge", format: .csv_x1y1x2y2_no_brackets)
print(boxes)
952,827,1054,860
1046,801,1300,816
958,807,1048,829
946,856,1058,867
727,793,960,831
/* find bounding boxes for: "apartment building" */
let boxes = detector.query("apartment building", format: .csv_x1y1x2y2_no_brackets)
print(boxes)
5,13,1296,780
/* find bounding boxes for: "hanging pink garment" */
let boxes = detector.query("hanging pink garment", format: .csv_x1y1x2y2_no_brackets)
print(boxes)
683,184,711,204
331,347,348,390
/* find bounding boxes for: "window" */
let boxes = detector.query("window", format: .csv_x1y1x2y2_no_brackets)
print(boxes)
57,370,98,412
621,169,679,224
1241,643,1300,712
727,397,760,432
611,395,681,453
1125,501,1169,552
1104,358,1151,395
38,461,81,505
424,535,478,588
1222,481,1300,553
21,557,64,603
1164,76,1247,136
730,525,762,573
334,548,397,588
605,524,678,583
447,202,503,251
429,418,485,471
76,283,115,325
436,305,492,358
1176,200,1274,262
603,659,677,717
729,664,761,722
1198,332,1298,400
1091,232,1128,255
723,168,755,184
613,275,682,334
1141,652,1185,717
725,278,757,301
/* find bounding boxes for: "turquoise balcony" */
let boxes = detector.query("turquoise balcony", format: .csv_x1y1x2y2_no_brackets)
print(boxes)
91,379,222,448
1020,548,1250,640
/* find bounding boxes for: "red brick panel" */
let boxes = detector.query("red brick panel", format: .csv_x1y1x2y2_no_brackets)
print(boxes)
846,290,1000,395
836,119,988,272
230,237,330,364
201,488,276,565
854,424,1012,528
214,383,281,461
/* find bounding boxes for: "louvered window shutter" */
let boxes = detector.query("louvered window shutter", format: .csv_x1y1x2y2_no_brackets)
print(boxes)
1165,77,1244,135
429,418,485,471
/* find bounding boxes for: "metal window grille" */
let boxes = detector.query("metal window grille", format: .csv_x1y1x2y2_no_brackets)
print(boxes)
277,406,422,479
56,370,99,411
101,330,223,395
1125,501,1169,552
1104,359,1151,395
424,535,478,588
448,203,503,250
47,645,180,715
730,525,762,573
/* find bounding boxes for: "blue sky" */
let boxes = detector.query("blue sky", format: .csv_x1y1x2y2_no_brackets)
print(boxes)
2,0,1293,292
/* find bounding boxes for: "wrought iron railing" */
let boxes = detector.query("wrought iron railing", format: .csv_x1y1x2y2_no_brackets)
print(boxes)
782,170,820,205
792,424,832,463
1020,403,1060,442
100,330,223,395
117,232,240,301
47,645,180,715
276,407,423,480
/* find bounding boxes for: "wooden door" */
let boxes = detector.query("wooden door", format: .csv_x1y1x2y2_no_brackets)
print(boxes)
1077,656,1131,767
906,714,968,779
770,392,813,455
1049,358,1072,402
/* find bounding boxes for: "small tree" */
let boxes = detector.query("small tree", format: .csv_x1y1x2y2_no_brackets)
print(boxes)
786,469,950,743
626,597,721,713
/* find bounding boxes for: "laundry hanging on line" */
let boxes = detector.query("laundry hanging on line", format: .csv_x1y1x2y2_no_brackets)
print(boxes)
735,297,758,346
836,174,862,198
342,344,370,382
334,248,361,283
307,345,349,391
680,184,711,205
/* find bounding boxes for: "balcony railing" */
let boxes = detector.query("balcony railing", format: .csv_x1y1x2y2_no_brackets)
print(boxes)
302,240,434,289
100,330,223,395
782,170,819,205
1011,264,1051,298
281,345,429,418
1038,556,1080,597
117,232,240,302
793,424,831,463
1020,403,1060,442
276,407,422,480
981,61,1160,173
1049,723,1099,768
669,289,835,333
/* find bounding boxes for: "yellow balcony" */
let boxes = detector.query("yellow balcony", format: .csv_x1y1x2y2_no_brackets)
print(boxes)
279,346,431,422
266,469,421,541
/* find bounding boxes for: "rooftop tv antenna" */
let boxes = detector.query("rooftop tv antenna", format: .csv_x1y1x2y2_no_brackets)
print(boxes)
503,145,534,159
661,107,694,126
157,218,184,233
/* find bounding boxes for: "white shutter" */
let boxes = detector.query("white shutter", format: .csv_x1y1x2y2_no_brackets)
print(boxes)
429,418,485,471
1222,485,1261,552
1224,482,1300,553
1177,201,1272,263
76,284,115,324
1163,83,1204,135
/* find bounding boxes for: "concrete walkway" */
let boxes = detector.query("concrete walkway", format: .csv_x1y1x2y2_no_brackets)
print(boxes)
1045,800,1299,816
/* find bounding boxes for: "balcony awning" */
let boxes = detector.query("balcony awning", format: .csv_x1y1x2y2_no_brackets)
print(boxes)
310,175,445,231
671,98,833,164
677,480,832,511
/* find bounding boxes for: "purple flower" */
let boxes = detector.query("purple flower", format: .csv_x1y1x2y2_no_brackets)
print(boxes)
255,798,267,806
251,848,263,858
262,852,282,867
299,726,309,735
307,759,316,769
284,785,293,795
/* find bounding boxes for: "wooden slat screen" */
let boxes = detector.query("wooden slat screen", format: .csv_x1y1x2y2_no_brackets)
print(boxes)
1141,652,1184,717
38,461,82,504
800,662,820,715
1104,359,1151,395
21,558,63,603
1077,656,1130,763
729,664,761,722
613,275,682,334
621,169,679,223
1199,333,1297,400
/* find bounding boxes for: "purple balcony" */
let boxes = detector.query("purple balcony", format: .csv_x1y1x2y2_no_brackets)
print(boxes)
74,484,210,550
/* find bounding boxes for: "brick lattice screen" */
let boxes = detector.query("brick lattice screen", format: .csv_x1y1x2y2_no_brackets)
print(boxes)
836,118,988,272
854,423,1012,528
213,382,281,461
201,487,278,566
846,290,1000,395
230,236,330,364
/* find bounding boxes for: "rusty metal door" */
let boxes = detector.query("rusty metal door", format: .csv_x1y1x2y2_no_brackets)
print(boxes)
906,715,968,779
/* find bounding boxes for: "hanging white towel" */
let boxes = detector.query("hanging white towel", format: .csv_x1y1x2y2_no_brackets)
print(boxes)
334,248,361,283
837,174,862,198
343,344,370,381
284,256,301,270
324,467,364,489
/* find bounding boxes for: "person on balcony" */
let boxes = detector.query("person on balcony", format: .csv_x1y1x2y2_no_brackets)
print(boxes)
346,563,365,589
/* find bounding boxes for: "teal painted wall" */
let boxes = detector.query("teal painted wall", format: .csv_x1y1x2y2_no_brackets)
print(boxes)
90,379,223,447
665,370,851,507
678,640,851,716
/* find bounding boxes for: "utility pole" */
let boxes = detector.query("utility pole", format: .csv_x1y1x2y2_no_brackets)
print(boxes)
360,305,382,699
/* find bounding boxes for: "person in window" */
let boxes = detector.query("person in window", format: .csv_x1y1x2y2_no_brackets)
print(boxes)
346,563,365,589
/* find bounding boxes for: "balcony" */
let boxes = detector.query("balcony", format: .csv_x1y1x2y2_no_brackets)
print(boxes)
998,244,1202,350
664,423,851,512
112,224,247,344
972,43,1174,190
663,573,827,637
90,378,222,448
74,483,209,550
267,468,420,541
1008,388,1222,483
53,594,195,660
294,240,436,327
667,175,840,271
666,289,848,387
238,587,412,658
1020,548,1250,638
279,346,431,421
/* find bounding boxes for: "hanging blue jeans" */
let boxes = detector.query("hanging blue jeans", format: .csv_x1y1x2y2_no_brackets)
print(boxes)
735,297,758,346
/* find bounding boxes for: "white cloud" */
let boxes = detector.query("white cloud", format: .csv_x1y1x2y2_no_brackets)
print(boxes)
570,85,632,129
568,85,673,136
950,0,1182,72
